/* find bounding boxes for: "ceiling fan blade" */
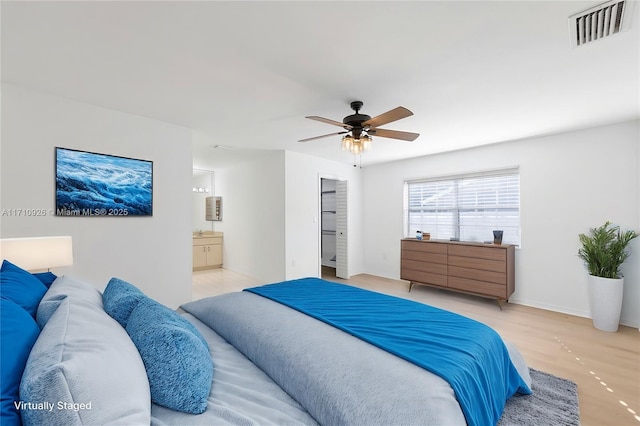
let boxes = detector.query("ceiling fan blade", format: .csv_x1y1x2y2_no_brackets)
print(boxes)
369,128,419,141
298,131,347,142
363,107,413,128
306,116,352,129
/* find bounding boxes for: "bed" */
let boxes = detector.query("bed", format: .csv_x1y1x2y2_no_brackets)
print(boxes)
1,259,532,426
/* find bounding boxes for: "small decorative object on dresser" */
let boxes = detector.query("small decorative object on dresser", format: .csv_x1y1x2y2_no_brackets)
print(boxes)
400,239,515,307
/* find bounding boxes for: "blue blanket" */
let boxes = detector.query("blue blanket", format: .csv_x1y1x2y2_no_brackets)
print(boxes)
245,278,531,426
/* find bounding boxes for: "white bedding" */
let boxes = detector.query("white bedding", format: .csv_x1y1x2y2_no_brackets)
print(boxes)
151,312,318,426
19,275,530,426
181,291,531,426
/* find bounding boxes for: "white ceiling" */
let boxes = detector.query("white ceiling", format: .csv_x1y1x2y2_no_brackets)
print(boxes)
2,1,638,168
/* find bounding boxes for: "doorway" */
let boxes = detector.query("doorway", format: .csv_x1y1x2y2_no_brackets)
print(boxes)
320,178,337,277
320,177,348,279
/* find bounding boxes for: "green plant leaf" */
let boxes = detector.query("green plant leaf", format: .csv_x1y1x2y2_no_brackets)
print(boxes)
578,222,639,279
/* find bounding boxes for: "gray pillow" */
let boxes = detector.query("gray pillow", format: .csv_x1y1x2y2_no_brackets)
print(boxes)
36,275,104,327
20,297,151,425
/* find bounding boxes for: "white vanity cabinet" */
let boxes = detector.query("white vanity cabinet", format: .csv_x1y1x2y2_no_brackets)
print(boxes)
193,234,223,270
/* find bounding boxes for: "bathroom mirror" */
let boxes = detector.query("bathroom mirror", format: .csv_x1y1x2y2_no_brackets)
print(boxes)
193,169,214,232
206,196,222,221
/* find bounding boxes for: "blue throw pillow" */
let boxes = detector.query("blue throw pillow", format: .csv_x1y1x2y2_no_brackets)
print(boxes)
126,297,212,414
1,297,40,425
102,277,147,328
0,260,48,317
32,272,57,288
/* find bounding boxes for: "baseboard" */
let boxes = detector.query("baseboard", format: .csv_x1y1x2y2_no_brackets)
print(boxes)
508,297,639,329
360,272,640,329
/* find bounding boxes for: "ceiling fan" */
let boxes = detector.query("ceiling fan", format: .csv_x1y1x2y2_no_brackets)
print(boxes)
299,101,419,155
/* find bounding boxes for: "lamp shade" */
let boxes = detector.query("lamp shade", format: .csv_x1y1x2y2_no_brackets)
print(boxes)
0,236,73,271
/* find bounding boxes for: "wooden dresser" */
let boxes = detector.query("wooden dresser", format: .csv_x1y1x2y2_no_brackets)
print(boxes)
400,239,515,302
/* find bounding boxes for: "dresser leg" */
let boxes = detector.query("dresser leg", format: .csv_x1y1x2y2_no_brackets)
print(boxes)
496,299,504,311
409,282,414,292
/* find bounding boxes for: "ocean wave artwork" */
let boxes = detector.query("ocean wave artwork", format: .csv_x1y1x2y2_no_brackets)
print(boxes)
56,148,153,216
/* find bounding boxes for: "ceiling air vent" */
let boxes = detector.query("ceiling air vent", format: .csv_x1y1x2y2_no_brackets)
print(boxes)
569,0,633,47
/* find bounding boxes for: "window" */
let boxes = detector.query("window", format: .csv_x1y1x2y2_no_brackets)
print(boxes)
403,168,521,246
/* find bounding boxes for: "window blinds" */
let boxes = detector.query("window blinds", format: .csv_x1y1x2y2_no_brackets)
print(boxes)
404,168,521,246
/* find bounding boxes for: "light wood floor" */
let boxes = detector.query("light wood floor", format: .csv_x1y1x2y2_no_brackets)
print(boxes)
193,268,640,426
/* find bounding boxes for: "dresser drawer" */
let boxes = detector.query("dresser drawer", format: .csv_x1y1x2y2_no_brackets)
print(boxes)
401,240,448,255
447,276,507,298
448,265,506,285
448,244,506,262
400,269,448,287
448,255,505,273
402,250,447,265
401,259,447,275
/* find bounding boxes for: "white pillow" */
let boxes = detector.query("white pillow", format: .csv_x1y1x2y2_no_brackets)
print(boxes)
20,297,151,425
36,275,103,327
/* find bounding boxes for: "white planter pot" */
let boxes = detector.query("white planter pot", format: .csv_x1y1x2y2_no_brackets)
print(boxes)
587,275,624,332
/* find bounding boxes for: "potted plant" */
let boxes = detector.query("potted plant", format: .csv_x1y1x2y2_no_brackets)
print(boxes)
578,221,638,332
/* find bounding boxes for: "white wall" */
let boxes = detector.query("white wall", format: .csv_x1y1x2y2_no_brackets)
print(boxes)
192,170,214,232
284,150,363,280
213,151,286,283
637,124,640,330
210,149,363,284
0,84,193,308
362,120,640,327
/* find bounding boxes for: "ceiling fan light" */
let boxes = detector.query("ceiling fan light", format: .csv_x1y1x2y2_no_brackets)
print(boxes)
342,135,354,151
301,102,418,161
351,140,363,154
361,134,372,150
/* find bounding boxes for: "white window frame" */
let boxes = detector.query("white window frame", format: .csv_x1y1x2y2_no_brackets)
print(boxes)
403,167,521,246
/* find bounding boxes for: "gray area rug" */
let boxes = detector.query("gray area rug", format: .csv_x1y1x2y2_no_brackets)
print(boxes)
500,368,580,426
